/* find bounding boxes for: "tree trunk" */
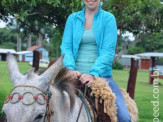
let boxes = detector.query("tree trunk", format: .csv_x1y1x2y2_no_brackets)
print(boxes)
27,33,32,48
17,34,21,52
114,37,141,62
37,33,43,46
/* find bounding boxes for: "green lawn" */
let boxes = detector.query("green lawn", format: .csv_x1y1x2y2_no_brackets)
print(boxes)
0,61,163,122
112,69,163,122
0,61,31,114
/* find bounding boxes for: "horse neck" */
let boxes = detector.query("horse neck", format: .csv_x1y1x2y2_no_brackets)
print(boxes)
49,86,88,122
49,86,70,121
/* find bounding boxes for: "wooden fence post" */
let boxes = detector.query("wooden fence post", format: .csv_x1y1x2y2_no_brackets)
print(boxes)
127,58,138,99
32,51,40,71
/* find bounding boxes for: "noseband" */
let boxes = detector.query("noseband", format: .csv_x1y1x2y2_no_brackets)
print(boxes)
3,85,53,122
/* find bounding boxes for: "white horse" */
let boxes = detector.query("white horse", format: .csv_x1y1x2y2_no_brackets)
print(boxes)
2,53,90,122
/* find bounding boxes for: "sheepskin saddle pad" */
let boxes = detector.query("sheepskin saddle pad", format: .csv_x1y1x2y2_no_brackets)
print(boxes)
77,77,138,122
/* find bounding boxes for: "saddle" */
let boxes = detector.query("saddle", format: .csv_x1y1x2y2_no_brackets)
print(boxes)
76,79,113,122
78,85,111,122
76,77,138,122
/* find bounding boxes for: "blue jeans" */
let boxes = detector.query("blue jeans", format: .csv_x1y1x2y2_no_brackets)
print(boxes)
103,76,131,122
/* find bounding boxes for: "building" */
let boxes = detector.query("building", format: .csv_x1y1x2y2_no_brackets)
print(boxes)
136,52,163,74
17,51,33,62
0,49,16,61
17,46,49,62
117,55,141,69
117,53,163,72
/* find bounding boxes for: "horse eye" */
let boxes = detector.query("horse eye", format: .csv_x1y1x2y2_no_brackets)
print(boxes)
35,114,44,120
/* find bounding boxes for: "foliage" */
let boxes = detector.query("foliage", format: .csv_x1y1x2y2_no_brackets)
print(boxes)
103,0,163,34
136,32,163,52
0,28,17,45
0,42,16,49
103,0,163,58
112,62,123,70
0,25,61,58
48,29,62,58
1,0,162,35
0,0,82,33
126,32,163,55
156,58,163,65
127,46,145,55
0,28,17,50
0,27,38,50
0,0,163,57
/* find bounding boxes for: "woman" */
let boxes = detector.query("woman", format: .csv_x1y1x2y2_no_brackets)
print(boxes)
60,0,131,121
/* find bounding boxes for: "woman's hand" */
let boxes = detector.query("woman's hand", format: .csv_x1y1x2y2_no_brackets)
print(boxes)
79,74,95,85
67,70,81,80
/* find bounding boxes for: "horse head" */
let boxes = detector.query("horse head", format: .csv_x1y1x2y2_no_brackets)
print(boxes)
2,53,63,122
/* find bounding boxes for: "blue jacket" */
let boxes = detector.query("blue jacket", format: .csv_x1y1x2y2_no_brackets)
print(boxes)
60,6,117,77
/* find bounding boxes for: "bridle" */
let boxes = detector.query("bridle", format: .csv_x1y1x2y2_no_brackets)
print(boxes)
3,85,53,122
3,84,93,122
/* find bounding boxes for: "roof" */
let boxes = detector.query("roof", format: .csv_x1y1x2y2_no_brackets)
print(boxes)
0,49,16,54
16,51,32,55
27,46,41,51
115,54,140,59
121,55,140,59
136,52,163,58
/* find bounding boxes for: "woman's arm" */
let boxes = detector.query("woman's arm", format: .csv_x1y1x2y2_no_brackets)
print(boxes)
60,14,76,70
90,15,117,76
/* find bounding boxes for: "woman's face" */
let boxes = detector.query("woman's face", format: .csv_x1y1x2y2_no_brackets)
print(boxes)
83,0,100,11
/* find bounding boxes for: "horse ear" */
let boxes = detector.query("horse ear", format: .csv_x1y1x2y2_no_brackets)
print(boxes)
7,52,24,86
27,68,35,79
38,55,64,85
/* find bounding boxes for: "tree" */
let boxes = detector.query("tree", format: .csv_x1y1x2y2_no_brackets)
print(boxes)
0,41,16,49
127,47,145,55
0,28,17,50
103,0,163,60
48,29,62,58
136,32,163,52
0,0,163,58
103,0,163,34
0,0,82,33
0,0,83,53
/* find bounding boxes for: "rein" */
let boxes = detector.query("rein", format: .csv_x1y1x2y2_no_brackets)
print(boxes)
76,76,93,122
3,85,53,122
76,85,87,122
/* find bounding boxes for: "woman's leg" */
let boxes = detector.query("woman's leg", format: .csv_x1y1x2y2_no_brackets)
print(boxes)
103,76,131,122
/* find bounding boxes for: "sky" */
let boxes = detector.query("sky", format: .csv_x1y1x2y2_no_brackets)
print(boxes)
122,31,135,41
0,20,7,28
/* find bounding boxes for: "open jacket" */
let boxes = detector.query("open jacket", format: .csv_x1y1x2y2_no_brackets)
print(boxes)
60,6,117,77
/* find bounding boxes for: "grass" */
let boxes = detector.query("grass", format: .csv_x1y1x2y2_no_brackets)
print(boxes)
0,61,31,117
113,69,163,122
0,61,163,121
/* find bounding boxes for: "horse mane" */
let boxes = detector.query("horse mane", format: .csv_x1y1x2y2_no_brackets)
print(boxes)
35,59,77,110
52,67,77,111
